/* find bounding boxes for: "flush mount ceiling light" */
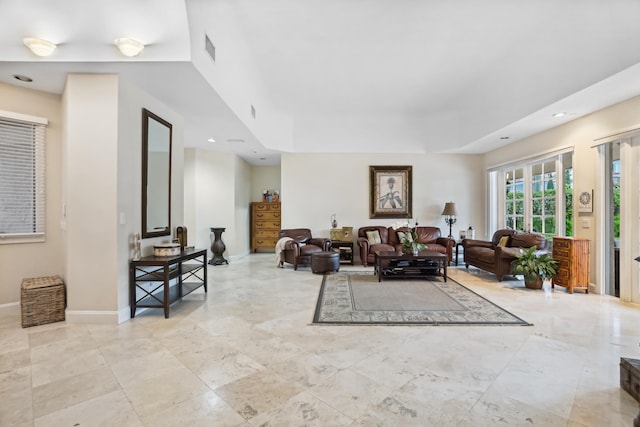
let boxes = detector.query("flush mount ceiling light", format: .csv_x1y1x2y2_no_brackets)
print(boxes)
13,74,33,82
23,37,56,57
207,138,216,143
552,112,567,118
114,38,144,57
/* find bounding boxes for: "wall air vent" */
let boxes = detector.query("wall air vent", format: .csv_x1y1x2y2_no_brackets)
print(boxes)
205,34,215,62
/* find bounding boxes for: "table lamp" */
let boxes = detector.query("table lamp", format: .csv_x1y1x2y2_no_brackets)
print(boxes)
441,202,457,239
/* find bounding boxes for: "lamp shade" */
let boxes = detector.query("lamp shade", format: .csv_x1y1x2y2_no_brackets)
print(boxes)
441,202,457,216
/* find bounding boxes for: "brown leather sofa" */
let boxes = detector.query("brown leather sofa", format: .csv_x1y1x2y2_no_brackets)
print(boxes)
462,229,548,281
278,228,331,270
357,226,454,266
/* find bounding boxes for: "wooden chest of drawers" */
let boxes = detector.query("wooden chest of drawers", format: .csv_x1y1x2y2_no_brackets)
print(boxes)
251,202,281,252
552,237,590,294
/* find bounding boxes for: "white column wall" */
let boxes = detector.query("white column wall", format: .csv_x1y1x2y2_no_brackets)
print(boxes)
63,75,120,319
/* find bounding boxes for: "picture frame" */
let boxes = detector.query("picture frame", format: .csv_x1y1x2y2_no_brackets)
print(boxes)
369,165,412,219
578,189,593,213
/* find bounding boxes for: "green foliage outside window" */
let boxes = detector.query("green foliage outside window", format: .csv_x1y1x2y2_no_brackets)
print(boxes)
565,169,573,237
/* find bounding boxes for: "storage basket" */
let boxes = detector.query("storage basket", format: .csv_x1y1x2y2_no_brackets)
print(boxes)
21,275,65,328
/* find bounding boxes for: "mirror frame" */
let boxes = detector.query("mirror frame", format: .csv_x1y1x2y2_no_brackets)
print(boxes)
141,108,172,239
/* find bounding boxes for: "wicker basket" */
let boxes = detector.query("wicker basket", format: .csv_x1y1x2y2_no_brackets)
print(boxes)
21,275,65,328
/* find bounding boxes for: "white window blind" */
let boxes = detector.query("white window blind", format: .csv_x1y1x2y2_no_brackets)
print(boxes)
0,114,46,243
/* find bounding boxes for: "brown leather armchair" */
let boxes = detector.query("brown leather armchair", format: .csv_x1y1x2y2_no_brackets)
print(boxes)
278,228,331,270
357,226,396,267
462,229,548,281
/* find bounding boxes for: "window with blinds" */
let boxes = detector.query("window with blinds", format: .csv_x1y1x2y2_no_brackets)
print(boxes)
0,114,47,243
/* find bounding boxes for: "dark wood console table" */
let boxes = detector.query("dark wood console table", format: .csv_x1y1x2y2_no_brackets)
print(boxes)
129,248,207,318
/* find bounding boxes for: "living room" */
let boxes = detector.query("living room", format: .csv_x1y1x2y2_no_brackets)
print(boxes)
5,2,640,425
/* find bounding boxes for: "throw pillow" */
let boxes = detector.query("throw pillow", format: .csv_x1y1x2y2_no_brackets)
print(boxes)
366,230,382,244
397,231,410,242
497,235,510,247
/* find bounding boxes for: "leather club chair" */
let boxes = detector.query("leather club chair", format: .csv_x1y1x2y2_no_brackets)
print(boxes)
278,228,331,270
462,229,548,281
357,226,395,267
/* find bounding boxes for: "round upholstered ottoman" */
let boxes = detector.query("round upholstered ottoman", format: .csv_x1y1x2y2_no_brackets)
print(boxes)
311,251,340,274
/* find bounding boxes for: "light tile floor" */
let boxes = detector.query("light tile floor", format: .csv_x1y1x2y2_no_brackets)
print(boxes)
2,253,639,426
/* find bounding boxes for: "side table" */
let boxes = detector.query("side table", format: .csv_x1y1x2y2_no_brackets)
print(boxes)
455,241,464,266
331,240,354,265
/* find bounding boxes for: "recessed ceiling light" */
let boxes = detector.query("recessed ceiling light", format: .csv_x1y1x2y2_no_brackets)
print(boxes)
13,74,33,82
207,138,216,143
23,37,56,57
114,38,144,57
500,136,510,140
552,112,567,118
259,157,267,161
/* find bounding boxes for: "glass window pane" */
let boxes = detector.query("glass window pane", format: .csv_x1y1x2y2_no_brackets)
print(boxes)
515,183,525,198
506,202,514,215
545,217,556,234
516,201,524,215
532,217,542,233
545,198,556,215
532,199,542,215
532,182,542,193
506,217,514,229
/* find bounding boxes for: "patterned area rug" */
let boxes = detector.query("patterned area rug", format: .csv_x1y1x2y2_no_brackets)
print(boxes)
313,272,530,325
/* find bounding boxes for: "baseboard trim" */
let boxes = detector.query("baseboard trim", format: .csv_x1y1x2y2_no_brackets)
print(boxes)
0,301,20,315
65,310,120,324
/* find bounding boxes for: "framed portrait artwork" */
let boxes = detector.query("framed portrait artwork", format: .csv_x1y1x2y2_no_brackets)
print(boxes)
369,165,412,219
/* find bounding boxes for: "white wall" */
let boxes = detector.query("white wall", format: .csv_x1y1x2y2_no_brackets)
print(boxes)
185,148,252,260
0,83,64,306
251,166,281,202
281,153,485,260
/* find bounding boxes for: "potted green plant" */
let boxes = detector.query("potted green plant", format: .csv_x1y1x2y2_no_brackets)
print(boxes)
392,221,426,255
511,246,559,289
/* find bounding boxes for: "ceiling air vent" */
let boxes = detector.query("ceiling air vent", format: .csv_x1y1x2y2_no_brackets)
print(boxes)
205,34,215,62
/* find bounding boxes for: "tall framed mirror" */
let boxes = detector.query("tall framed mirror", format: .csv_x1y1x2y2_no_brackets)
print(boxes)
142,108,172,239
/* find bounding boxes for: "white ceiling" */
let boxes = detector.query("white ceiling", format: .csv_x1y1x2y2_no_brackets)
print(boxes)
2,0,640,165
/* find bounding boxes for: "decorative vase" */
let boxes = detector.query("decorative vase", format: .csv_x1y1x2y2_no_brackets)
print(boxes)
209,227,229,265
331,214,338,229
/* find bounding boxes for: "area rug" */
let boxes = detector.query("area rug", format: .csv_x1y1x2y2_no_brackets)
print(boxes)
312,272,530,326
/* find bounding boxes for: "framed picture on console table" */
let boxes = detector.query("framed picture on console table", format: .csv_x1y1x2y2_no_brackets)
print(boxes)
369,165,412,219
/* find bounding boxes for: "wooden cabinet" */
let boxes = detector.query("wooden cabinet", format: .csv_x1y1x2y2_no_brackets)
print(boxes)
251,202,281,252
552,237,590,294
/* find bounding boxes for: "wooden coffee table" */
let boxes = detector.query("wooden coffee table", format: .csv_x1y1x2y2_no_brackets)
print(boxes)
374,250,447,282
